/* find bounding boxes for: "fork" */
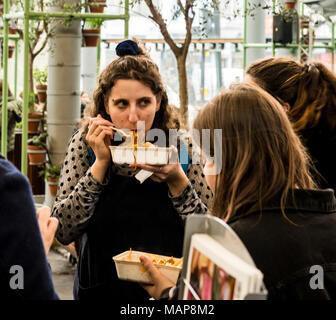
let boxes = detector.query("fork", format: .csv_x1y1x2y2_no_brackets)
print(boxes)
111,126,132,138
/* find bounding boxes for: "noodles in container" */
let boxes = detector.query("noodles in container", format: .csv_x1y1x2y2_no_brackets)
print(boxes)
113,248,183,284
109,131,171,167
109,130,172,183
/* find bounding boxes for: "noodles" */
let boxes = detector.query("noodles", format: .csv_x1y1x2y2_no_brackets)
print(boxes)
122,248,183,267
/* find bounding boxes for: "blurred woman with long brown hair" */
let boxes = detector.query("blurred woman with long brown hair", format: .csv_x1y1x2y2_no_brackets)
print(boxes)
140,83,336,300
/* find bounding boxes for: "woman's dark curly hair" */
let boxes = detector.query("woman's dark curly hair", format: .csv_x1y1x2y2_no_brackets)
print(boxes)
80,43,180,136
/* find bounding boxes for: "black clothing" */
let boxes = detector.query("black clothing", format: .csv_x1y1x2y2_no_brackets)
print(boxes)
0,157,58,300
230,188,336,300
301,125,336,192
75,172,185,301
53,129,212,245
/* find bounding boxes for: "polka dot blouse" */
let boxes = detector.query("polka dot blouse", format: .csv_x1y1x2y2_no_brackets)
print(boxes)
51,129,213,245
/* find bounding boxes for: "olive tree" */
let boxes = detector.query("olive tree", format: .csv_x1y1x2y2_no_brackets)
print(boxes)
130,0,220,126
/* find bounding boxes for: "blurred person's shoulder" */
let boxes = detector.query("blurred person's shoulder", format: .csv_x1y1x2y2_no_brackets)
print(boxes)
0,154,17,174
0,154,23,176
0,155,29,190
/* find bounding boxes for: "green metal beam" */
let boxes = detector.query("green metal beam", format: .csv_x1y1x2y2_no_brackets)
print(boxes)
0,34,21,39
201,43,205,102
3,12,129,20
1,0,9,157
272,0,276,56
97,37,101,78
244,43,335,50
124,0,129,38
332,23,335,72
243,0,247,70
14,38,19,99
21,0,30,175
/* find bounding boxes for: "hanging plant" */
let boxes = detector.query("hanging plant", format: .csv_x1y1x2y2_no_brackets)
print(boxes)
82,18,104,47
39,163,61,196
27,132,47,165
8,19,18,34
285,1,296,10
33,66,48,103
8,45,15,59
88,0,106,13
27,92,43,133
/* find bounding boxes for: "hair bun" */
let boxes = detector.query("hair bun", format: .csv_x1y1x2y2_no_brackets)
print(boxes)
116,40,140,57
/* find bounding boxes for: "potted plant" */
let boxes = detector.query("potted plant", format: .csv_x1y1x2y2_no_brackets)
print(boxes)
8,19,18,34
82,18,104,47
8,45,15,59
88,0,106,13
39,163,61,196
285,1,296,10
33,66,48,103
27,132,47,165
27,92,43,133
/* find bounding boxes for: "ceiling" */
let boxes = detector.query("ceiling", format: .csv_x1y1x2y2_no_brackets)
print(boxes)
302,0,336,19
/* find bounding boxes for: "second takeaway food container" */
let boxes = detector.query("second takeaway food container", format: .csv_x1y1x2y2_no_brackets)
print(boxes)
113,250,183,284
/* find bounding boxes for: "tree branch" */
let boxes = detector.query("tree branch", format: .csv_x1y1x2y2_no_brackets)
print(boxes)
144,0,181,57
18,0,24,10
14,27,32,56
177,0,185,14
31,25,43,52
32,34,49,60
182,1,195,57
16,28,24,41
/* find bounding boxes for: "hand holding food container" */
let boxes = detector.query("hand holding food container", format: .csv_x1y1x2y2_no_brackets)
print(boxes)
113,249,183,285
139,255,177,300
109,128,184,185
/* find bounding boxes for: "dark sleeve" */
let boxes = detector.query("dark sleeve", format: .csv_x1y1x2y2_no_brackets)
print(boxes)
0,159,58,300
159,271,182,300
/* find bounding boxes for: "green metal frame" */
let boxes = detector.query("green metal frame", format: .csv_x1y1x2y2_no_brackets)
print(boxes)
0,34,20,98
243,0,336,70
1,0,129,175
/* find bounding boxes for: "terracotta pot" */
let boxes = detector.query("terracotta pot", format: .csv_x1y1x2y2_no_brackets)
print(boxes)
285,1,296,10
28,112,43,133
47,177,58,196
36,84,47,103
300,17,309,29
82,29,101,47
27,145,46,165
89,0,106,13
9,27,17,34
8,45,15,59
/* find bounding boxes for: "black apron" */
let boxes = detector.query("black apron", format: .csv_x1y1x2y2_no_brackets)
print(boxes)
74,172,185,300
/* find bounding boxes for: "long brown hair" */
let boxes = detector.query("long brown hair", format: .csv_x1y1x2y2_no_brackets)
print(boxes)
246,57,336,133
80,42,180,135
193,83,316,223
